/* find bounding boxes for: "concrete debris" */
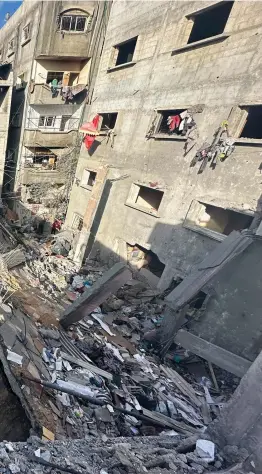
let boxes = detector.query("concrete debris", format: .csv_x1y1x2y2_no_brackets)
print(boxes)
196,439,215,463
6,350,23,365
0,219,245,473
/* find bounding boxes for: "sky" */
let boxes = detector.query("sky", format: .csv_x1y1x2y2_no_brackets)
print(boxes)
0,1,22,28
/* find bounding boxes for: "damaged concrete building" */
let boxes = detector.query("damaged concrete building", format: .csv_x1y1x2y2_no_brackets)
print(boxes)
0,0,110,225
66,0,262,292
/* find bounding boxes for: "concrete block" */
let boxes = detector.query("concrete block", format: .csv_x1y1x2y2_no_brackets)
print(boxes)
139,268,160,288
60,263,132,329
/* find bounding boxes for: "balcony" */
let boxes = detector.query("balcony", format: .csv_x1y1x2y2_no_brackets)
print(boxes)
23,128,79,147
21,167,66,185
29,83,87,105
30,84,65,105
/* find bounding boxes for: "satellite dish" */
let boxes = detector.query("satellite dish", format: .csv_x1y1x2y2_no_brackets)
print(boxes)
5,13,11,22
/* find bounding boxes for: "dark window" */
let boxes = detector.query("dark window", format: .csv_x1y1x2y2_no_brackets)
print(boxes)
61,15,87,32
100,113,118,131
87,171,97,187
60,115,71,131
188,1,234,44
196,202,253,235
46,72,64,84
158,109,186,134
240,106,262,139
115,37,137,66
136,186,164,211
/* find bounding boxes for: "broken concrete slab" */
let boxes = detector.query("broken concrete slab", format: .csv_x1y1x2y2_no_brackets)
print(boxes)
139,268,160,288
60,263,132,329
174,329,252,377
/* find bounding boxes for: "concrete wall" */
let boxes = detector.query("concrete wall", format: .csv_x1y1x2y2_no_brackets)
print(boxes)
186,240,262,362
66,0,262,288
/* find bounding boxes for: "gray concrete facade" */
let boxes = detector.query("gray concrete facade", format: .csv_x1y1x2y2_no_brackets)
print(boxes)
66,0,262,290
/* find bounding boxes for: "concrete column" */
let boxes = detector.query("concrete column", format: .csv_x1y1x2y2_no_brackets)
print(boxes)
211,350,262,469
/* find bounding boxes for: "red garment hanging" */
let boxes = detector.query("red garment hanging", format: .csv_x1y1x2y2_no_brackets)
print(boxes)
81,114,100,150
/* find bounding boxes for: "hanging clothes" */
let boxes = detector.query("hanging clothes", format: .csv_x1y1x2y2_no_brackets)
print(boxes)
51,78,59,98
61,86,73,102
80,115,100,151
167,115,180,132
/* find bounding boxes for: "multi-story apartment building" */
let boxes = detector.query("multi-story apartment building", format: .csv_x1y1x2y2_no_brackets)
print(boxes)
0,63,13,196
66,0,262,289
1,0,110,223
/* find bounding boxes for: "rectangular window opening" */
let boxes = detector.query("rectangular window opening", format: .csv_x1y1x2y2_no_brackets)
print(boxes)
22,24,30,43
240,106,262,139
81,169,97,188
188,1,234,44
61,15,87,32
158,109,187,134
115,37,137,66
185,201,253,237
60,115,71,131
46,72,64,84
100,113,118,131
72,214,83,231
136,186,163,212
38,116,56,128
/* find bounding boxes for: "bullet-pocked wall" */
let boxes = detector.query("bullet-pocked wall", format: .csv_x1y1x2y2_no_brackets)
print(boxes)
67,0,262,288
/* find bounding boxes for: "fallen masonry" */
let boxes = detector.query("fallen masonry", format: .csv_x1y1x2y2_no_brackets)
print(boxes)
0,436,250,474
0,219,258,472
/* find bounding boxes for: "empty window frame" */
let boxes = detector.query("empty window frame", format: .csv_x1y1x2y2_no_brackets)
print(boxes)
99,113,118,131
184,200,253,239
38,116,56,128
60,115,71,131
81,169,97,188
239,106,262,139
72,213,83,231
157,109,187,134
60,15,87,32
115,37,137,66
187,1,234,44
136,186,163,211
8,38,15,55
22,24,31,44
126,183,164,216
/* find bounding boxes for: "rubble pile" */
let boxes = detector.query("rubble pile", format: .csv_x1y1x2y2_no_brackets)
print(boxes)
0,435,250,474
0,221,242,472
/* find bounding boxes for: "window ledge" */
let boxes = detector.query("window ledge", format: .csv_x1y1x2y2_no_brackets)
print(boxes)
151,133,187,141
184,224,226,242
80,184,93,191
59,30,87,35
7,50,15,58
107,61,136,73
21,38,31,47
125,201,160,218
235,138,262,146
171,33,229,56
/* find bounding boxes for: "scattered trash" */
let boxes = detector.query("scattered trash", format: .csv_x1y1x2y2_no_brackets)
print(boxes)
6,350,23,366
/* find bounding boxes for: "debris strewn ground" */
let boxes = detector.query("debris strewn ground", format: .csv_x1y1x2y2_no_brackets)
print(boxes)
0,219,244,472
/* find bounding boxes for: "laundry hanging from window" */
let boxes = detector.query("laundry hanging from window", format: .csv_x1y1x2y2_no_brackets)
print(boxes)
80,114,100,150
167,109,196,136
190,120,235,173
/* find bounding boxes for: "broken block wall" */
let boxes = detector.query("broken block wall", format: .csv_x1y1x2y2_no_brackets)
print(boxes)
67,0,262,289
